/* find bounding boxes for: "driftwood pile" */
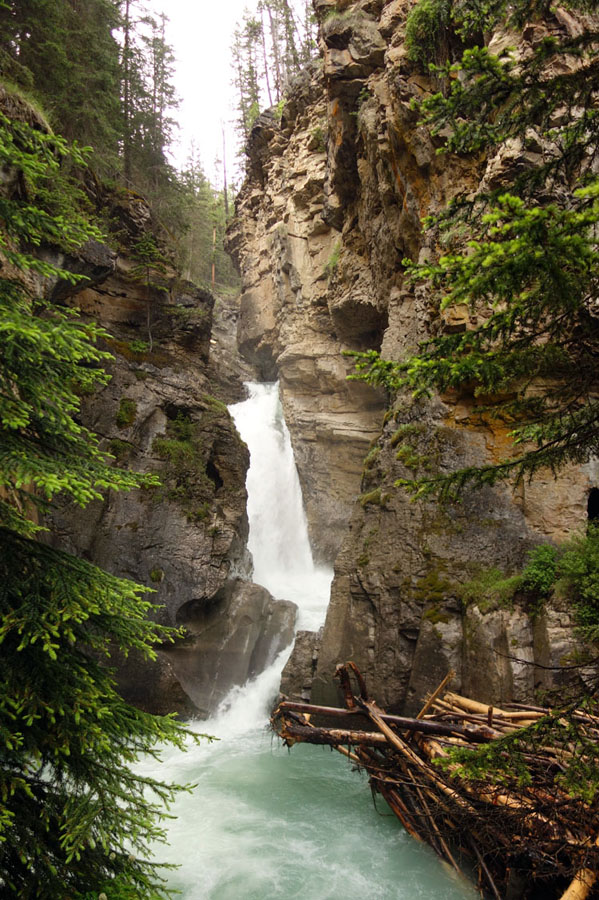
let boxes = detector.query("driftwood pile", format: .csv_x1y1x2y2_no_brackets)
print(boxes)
271,663,599,900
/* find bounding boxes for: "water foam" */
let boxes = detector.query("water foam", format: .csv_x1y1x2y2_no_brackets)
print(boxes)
229,382,332,631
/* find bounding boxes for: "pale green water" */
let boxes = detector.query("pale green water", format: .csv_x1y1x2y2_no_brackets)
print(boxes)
140,701,476,900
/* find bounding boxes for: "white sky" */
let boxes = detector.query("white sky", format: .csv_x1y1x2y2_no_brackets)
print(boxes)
150,0,263,186
149,0,310,187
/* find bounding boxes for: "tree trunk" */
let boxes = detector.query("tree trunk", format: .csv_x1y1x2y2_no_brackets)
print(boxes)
122,0,132,185
266,4,282,101
222,126,229,221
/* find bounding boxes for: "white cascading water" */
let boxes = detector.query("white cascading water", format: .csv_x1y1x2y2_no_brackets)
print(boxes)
229,381,331,631
138,382,476,899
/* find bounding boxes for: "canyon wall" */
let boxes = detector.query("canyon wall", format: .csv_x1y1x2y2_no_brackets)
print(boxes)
45,192,295,718
231,0,593,711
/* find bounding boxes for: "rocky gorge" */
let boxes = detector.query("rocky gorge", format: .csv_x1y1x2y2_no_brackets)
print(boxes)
43,188,296,719
43,0,595,722
228,0,596,715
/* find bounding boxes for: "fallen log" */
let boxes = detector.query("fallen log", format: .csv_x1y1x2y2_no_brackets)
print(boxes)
274,699,500,742
276,721,389,747
559,837,599,900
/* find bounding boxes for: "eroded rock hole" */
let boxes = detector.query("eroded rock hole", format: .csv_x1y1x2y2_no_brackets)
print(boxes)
588,487,599,522
207,453,224,492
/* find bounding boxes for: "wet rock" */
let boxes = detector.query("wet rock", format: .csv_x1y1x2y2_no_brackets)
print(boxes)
44,222,270,716
165,579,297,717
280,629,322,701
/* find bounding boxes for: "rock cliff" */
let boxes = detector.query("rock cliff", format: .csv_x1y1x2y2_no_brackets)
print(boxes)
231,0,593,711
45,191,296,717
228,65,388,564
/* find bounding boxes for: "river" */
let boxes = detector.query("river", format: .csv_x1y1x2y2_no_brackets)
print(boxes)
138,383,476,899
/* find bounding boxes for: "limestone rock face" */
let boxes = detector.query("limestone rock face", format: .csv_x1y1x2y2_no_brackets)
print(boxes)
169,579,296,717
280,628,322,702
234,0,594,711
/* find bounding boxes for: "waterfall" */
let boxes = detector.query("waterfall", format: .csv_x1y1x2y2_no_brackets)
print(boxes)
229,381,331,631
138,382,476,900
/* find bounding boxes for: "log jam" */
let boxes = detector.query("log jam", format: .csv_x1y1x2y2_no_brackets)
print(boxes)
271,663,599,899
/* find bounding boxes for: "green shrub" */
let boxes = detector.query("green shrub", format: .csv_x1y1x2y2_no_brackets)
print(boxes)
405,0,453,67
395,444,429,470
390,423,425,447
128,339,150,354
363,446,381,469
359,488,390,507
423,604,450,625
310,125,327,152
558,525,599,634
116,398,137,429
152,412,215,522
324,239,341,279
460,532,599,630
521,544,559,596
273,98,285,122
459,567,522,612
352,84,372,118
202,393,228,414
107,438,132,464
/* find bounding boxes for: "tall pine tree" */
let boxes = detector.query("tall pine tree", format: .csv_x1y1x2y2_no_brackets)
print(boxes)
0,94,201,899
0,0,122,170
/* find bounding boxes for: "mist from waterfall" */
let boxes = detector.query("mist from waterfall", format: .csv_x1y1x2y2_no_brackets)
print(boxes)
138,382,476,900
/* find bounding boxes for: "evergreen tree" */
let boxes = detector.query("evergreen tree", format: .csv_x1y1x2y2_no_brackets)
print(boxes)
120,0,135,185
232,13,263,141
231,0,316,146
133,13,178,192
352,0,599,500
0,0,122,170
117,5,184,231
178,146,239,291
0,2,236,279
278,0,301,75
0,101,200,898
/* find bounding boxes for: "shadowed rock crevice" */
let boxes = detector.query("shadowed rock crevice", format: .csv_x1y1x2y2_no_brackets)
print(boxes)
166,579,296,717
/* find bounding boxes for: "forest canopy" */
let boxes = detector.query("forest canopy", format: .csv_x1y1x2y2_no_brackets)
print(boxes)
231,0,316,140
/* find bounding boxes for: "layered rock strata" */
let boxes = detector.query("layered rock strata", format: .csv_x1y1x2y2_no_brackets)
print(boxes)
233,0,594,710
228,67,388,564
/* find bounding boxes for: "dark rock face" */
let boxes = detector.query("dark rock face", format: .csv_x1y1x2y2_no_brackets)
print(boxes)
233,0,593,711
280,629,322,702
168,579,296,717
310,401,586,714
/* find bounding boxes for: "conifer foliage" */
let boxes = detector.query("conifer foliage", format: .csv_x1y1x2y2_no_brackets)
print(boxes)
0,101,199,899
0,2,178,213
352,0,599,499
231,0,316,141
0,0,122,170
0,1,239,293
